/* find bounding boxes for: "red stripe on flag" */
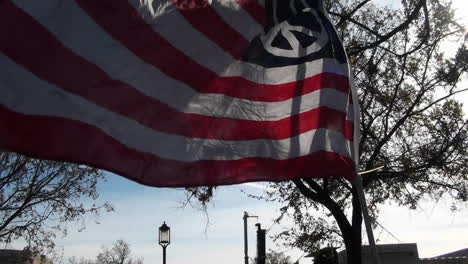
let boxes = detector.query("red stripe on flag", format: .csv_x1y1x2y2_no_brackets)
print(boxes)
0,2,352,141
171,0,250,60
76,0,350,101
0,105,357,187
344,122,354,141
235,0,267,26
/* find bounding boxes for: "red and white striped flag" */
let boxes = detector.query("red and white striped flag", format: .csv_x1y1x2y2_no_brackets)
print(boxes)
0,0,358,187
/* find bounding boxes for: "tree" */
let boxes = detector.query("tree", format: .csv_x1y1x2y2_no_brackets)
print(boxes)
190,0,468,263
269,0,468,262
65,240,143,264
250,250,294,264
265,250,294,264
96,239,143,264
67,256,97,264
0,152,113,252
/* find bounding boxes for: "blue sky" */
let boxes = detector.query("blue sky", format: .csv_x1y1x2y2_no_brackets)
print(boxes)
49,170,468,264
54,175,302,264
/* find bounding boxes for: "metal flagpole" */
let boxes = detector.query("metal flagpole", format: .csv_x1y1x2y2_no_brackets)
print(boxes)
353,166,384,264
345,20,381,262
348,79,381,263
346,40,381,263
353,176,381,264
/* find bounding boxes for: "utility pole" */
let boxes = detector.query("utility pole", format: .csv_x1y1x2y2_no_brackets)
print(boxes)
243,211,258,264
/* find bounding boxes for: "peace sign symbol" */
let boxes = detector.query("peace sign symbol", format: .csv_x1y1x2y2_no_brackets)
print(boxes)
260,9,329,58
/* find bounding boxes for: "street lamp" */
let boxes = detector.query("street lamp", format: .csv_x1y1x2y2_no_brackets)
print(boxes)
159,222,170,264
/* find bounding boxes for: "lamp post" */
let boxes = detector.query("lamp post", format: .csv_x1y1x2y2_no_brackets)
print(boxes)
159,222,170,264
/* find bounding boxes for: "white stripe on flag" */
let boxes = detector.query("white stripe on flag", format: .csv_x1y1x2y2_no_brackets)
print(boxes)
209,0,263,41
0,54,353,162
15,0,352,122
130,0,349,81
16,0,348,85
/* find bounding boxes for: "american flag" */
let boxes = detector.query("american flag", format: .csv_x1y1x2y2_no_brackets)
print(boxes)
0,0,358,187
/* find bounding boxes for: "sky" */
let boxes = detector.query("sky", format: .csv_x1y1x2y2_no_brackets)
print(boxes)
10,0,468,263
49,179,468,264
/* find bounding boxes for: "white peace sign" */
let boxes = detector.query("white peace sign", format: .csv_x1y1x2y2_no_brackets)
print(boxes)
260,9,329,58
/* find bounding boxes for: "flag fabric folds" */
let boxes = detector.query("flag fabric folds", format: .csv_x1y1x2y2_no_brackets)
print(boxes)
0,0,358,187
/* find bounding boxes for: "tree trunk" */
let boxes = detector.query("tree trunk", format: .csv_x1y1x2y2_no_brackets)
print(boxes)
343,186,364,264
324,192,363,264
293,180,364,263
343,229,362,264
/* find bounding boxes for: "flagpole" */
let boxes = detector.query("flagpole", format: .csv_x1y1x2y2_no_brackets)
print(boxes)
347,57,381,264
344,18,381,262
345,34,381,263
353,176,380,264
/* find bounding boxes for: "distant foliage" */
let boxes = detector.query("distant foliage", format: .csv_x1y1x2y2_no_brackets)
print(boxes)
96,239,143,264
67,239,143,264
265,250,294,264
67,256,97,264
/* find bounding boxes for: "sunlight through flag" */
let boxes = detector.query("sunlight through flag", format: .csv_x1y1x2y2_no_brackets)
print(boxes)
0,0,358,187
